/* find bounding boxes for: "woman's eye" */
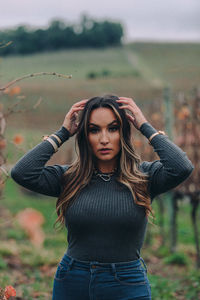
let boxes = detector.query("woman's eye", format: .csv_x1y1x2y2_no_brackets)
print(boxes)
89,128,99,133
89,126,119,133
109,126,119,132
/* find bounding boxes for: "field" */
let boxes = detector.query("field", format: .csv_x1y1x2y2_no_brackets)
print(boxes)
0,43,200,299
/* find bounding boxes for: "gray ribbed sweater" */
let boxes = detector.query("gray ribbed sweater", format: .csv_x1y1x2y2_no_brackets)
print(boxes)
11,122,194,262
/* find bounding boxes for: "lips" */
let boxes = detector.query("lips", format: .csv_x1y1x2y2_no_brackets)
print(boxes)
98,148,112,151
98,148,112,155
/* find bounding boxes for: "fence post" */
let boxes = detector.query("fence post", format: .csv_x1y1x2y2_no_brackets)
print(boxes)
163,86,174,140
163,87,177,253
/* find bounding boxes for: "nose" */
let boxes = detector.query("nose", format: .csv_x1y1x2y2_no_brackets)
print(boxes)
99,131,109,144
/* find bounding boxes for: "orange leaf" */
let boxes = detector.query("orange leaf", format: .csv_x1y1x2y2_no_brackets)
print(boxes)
4,286,16,299
16,208,45,247
16,208,44,228
9,86,21,97
177,106,190,120
13,134,24,145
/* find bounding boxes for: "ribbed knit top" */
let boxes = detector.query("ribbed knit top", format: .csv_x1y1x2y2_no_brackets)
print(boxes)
11,122,194,262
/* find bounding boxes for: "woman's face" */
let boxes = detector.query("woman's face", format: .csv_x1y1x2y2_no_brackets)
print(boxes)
88,107,121,168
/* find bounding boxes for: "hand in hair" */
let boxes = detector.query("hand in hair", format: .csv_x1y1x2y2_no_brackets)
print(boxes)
62,99,88,136
116,97,147,130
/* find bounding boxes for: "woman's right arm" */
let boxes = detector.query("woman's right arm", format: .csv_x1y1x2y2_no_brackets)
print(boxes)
10,126,70,197
11,98,88,197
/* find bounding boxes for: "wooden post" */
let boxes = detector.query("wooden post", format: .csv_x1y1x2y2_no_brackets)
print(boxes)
163,87,174,140
163,87,177,253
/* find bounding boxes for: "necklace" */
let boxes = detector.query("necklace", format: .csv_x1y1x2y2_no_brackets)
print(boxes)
96,173,114,181
94,168,117,182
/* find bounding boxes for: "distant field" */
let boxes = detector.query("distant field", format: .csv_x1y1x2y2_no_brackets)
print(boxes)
128,42,200,89
0,42,199,132
0,47,134,82
1,43,199,87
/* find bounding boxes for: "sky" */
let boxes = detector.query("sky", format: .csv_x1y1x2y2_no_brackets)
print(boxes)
0,0,199,42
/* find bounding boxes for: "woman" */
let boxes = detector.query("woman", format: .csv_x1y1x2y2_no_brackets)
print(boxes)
11,95,194,300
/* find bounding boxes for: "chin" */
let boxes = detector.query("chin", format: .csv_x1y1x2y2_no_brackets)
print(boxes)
98,157,112,161
97,155,116,161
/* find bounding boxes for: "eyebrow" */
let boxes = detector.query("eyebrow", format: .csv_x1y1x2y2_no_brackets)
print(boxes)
88,120,119,127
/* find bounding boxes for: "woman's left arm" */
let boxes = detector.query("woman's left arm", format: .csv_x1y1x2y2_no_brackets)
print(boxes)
116,97,194,199
139,122,194,199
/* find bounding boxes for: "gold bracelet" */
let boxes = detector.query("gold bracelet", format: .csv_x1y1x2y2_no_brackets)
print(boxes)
42,134,61,145
46,137,59,152
50,134,62,145
42,135,58,152
148,130,166,145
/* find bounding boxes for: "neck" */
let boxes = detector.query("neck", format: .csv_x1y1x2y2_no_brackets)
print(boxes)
96,161,117,173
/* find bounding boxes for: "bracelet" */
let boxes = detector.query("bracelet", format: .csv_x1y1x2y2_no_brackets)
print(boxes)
148,130,166,145
46,137,59,152
50,134,62,145
42,134,62,145
42,135,59,152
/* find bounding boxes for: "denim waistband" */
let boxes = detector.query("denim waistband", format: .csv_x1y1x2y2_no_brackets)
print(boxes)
60,253,148,273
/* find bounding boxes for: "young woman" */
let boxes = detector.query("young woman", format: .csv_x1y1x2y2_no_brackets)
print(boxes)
11,95,194,300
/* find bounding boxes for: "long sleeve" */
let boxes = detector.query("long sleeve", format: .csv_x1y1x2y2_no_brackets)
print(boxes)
10,126,71,197
139,122,194,201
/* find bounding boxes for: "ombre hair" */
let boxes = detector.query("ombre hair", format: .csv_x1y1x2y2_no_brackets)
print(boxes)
54,95,154,230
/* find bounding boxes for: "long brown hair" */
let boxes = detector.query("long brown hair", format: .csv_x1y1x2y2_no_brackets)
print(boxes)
54,95,154,230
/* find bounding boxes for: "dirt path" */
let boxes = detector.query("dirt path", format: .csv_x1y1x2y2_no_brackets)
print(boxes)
124,49,163,88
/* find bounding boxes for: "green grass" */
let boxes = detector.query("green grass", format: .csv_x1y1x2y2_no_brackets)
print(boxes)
1,43,199,90
0,47,134,82
149,274,179,300
128,42,200,89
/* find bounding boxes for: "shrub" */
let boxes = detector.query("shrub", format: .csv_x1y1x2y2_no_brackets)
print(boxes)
101,69,111,77
87,71,98,79
163,252,189,265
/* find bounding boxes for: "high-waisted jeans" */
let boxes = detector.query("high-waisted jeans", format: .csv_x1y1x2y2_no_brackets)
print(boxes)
53,253,151,300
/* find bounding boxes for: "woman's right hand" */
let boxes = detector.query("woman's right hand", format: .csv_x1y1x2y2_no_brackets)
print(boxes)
62,99,88,136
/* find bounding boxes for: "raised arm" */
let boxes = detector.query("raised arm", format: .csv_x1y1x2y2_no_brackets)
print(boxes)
139,122,194,200
116,97,194,200
11,99,88,197
10,126,70,197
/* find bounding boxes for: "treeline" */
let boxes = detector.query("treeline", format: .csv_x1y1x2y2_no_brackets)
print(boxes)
0,15,124,56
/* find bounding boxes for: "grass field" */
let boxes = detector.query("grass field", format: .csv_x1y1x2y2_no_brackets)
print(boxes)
1,42,199,131
1,42,200,87
127,42,200,89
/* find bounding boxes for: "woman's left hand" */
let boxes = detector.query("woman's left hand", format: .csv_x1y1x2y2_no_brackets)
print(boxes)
116,97,148,130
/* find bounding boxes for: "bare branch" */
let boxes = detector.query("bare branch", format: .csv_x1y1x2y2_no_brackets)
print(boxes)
0,112,6,135
0,166,9,177
0,72,72,91
33,97,43,109
4,96,43,119
3,98,25,116
0,41,13,49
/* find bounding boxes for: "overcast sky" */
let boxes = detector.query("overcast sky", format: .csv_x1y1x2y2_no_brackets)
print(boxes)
0,0,199,41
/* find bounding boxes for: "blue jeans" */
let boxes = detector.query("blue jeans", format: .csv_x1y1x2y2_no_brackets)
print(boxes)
53,253,151,300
